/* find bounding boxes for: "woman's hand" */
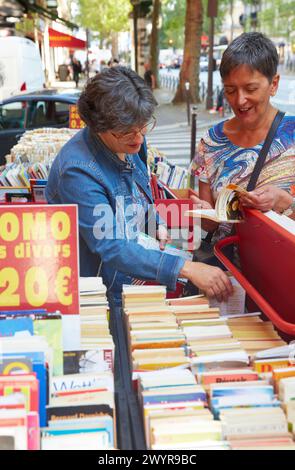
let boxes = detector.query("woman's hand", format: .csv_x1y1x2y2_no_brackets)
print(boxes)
180,260,233,303
239,185,293,213
190,194,213,210
190,194,218,232
156,224,171,251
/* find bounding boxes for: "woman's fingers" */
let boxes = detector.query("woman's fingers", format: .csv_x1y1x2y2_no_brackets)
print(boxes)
190,195,213,209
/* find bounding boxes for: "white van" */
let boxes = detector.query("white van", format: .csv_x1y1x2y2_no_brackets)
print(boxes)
0,36,45,101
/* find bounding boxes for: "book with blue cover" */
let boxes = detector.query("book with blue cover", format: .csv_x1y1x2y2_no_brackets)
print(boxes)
0,317,34,337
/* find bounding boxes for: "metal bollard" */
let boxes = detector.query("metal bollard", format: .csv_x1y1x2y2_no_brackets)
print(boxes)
216,85,220,107
201,82,205,102
190,105,198,162
185,81,190,126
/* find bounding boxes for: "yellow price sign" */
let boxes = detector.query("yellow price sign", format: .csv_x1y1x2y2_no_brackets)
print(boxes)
0,205,79,314
69,104,85,129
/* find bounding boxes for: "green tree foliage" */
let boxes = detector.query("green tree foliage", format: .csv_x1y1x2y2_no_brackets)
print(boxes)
76,0,132,41
259,0,295,39
160,0,186,50
160,0,230,50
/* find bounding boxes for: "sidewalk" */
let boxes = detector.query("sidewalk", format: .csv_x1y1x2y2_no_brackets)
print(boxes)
153,87,224,130
50,78,225,130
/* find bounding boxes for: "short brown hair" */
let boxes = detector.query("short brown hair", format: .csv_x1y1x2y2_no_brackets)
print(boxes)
220,32,278,83
78,66,157,133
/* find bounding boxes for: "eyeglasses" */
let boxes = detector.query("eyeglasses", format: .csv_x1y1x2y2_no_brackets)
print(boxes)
111,116,156,141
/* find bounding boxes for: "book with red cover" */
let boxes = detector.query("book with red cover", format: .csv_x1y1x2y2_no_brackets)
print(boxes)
0,374,39,414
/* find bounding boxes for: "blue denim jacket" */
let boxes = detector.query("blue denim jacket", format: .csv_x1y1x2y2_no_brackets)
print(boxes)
46,127,185,303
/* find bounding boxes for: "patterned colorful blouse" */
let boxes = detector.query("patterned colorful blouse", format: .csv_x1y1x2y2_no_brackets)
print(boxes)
191,115,295,239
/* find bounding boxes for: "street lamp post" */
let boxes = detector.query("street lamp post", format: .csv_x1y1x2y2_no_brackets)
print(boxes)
206,0,218,110
185,81,191,126
85,28,90,80
131,0,140,73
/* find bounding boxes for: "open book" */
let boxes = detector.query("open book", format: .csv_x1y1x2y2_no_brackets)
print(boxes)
186,184,248,223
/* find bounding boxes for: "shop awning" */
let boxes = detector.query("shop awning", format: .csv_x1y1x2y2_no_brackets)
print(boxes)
201,35,209,46
49,28,86,49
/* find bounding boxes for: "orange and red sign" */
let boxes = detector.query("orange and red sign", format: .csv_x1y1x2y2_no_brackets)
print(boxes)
0,205,79,314
49,28,86,49
69,105,85,129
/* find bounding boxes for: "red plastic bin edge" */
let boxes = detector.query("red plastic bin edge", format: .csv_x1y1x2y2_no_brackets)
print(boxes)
214,235,295,336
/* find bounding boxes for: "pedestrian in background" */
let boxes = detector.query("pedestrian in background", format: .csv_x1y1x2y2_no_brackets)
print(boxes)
108,58,120,67
143,63,155,90
72,57,82,87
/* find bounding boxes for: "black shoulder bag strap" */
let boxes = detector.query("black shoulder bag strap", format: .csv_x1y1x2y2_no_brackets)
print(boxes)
246,110,285,191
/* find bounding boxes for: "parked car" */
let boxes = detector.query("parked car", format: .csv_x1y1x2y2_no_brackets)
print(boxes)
0,36,45,101
0,89,80,164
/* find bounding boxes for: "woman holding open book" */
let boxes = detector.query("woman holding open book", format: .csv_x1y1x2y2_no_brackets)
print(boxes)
46,66,232,306
191,32,295,246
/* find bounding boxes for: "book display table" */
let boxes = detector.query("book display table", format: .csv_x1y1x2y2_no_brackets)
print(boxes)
110,306,146,450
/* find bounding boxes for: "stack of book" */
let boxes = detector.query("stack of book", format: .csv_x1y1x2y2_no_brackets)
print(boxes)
194,341,294,449
137,368,229,450
126,307,187,369
223,408,295,450
7,128,77,165
198,368,259,392
0,128,78,201
41,370,115,450
209,380,280,418
228,318,286,356
79,277,114,354
208,378,294,449
123,285,189,372
122,285,295,449
170,296,248,372
123,285,167,309
0,162,48,189
0,389,40,450
279,377,295,437
37,276,116,449
0,332,52,447
0,275,117,450
185,340,295,449
156,161,188,190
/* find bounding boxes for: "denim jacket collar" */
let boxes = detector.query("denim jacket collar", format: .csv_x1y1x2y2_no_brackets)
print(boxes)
84,126,133,170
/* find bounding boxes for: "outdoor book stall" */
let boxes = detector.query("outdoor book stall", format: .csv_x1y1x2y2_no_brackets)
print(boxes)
1,127,295,450
118,206,295,450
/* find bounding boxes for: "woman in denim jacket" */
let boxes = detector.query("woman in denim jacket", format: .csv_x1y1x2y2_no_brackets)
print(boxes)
46,66,232,306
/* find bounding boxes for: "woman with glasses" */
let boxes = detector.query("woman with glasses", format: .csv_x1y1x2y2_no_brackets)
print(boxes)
46,66,232,306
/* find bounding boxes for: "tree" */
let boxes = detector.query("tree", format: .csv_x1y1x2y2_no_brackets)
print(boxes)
259,0,295,40
77,0,131,56
160,0,186,50
150,0,161,88
173,0,203,104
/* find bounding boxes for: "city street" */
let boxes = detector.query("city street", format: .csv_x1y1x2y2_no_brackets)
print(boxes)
159,68,295,115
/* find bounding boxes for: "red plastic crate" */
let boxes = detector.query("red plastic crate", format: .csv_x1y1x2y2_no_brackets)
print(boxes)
214,208,295,336
154,188,200,251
